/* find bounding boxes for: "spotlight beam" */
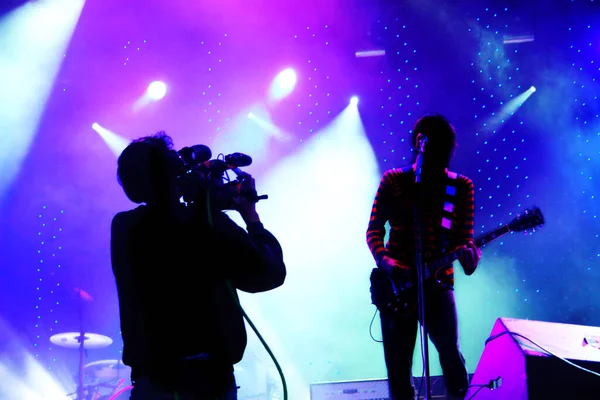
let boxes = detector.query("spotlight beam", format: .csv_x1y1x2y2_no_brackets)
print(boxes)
92,123,130,157
483,86,537,133
0,0,86,202
0,317,74,399
233,102,380,398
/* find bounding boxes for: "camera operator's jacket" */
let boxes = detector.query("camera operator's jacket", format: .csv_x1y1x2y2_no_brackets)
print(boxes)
110,204,286,384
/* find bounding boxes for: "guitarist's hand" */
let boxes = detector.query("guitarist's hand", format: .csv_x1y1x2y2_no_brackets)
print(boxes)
380,255,410,275
459,241,481,274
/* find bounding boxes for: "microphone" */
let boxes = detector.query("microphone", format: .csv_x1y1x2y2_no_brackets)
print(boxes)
416,134,428,153
178,145,212,166
225,152,252,167
415,134,428,183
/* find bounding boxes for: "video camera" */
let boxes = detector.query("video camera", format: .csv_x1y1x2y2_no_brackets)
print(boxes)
172,144,268,210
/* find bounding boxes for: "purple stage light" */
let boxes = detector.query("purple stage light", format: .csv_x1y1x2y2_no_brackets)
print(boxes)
269,68,297,101
147,81,167,100
275,68,296,90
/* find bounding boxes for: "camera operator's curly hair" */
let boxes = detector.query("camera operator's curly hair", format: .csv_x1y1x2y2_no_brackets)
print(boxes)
134,131,174,149
117,131,176,204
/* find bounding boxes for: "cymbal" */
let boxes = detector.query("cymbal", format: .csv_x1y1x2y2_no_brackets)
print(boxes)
84,359,131,381
50,332,113,349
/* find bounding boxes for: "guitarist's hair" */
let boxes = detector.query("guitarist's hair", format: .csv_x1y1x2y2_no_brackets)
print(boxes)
411,114,457,168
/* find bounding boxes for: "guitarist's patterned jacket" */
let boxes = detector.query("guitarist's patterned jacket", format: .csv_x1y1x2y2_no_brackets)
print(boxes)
366,164,475,288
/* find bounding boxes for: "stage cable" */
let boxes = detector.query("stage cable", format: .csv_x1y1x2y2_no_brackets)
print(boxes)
206,190,289,400
369,309,383,343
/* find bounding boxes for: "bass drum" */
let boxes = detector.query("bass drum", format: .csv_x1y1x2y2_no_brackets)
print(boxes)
97,386,133,400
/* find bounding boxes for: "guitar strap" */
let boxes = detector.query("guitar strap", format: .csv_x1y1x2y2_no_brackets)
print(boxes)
437,171,458,280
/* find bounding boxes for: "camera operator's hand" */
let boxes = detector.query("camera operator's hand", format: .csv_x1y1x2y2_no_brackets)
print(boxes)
232,174,260,224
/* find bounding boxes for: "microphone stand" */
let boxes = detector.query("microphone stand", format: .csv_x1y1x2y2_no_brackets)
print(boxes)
414,136,431,400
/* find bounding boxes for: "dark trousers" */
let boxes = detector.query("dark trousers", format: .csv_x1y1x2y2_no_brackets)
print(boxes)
129,375,238,400
129,359,238,400
380,286,469,400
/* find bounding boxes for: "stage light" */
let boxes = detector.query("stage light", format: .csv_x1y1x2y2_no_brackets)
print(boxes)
275,68,297,92
530,86,536,92
91,122,99,130
355,49,386,58
147,81,167,100
269,68,297,101
350,96,359,105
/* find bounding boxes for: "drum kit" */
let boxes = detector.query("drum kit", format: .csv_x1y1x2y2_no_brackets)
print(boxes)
52,334,132,400
50,288,280,399
49,289,132,400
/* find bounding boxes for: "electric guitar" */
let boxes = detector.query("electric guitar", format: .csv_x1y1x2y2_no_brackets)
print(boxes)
369,206,545,316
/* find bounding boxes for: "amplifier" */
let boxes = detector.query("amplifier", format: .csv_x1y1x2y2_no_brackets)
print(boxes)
309,376,451,399
310,378,389,400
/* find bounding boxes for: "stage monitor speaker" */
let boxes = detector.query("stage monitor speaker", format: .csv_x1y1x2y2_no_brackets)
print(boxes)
466,317,600,399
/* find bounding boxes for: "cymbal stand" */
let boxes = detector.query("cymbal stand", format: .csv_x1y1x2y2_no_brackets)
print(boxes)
76,292,86,400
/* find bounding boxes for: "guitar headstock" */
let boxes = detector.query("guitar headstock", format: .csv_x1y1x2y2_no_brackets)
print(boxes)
508,206,545,232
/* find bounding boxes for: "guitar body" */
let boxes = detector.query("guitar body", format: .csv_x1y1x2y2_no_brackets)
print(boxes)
369,266,449,317
370,267,417,316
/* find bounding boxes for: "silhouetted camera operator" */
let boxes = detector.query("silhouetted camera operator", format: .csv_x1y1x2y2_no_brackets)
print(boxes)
111,132,286,399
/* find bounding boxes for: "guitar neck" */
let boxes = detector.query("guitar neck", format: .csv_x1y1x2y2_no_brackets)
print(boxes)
427,225,511,270
474,225,511,248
